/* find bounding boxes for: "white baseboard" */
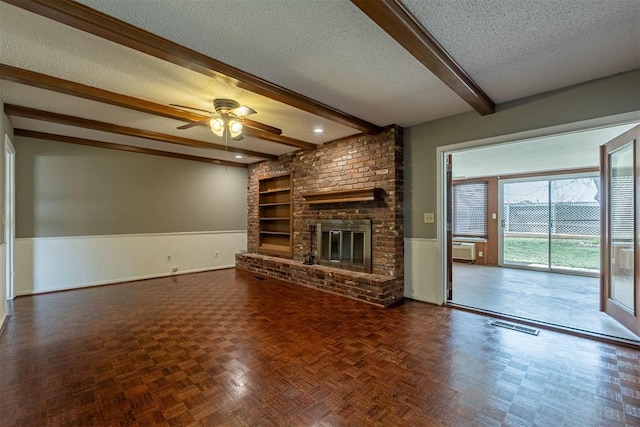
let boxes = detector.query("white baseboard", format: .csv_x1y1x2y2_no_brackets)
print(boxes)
15,231,247,295
0,313,9,336
404,237,444,305
0,312,6,336
0,243,6,332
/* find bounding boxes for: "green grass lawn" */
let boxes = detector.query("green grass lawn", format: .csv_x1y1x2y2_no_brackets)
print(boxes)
504,237,600,270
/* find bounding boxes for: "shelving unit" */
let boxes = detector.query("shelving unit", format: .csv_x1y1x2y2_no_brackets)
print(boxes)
258,172,292,257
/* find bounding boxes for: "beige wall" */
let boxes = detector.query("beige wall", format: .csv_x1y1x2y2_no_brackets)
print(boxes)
16,136,248,237
405,69,640,239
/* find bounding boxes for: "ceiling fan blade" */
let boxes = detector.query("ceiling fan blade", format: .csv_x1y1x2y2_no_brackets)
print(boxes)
170,103,215,115
231,105,257,117
176,121,206,130
244,119,282,135
232,135,245,142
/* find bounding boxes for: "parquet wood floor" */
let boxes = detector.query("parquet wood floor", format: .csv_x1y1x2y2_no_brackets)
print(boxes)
1,269,639,426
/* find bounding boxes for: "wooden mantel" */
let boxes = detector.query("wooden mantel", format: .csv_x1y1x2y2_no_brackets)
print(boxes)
302,188,383,204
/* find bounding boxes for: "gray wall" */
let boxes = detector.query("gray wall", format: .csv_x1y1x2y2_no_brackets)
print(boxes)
16,137,248,237
405,69,640,239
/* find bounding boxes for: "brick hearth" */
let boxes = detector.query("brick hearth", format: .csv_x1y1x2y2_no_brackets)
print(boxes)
238,126,404,306
235,253,403,306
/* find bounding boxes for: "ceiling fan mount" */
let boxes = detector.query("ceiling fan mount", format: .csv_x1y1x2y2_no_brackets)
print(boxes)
213,98,240,114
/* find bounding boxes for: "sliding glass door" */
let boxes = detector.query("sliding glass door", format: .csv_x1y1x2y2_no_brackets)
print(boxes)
502,180,550,268
500,174,600,274
550,177,600,272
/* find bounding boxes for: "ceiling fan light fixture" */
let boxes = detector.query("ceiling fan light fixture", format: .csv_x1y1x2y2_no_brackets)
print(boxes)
229,119,243,138
177,99,253,139
210,118,225,137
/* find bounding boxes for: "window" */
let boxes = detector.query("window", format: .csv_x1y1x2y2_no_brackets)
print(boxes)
452,182,487,238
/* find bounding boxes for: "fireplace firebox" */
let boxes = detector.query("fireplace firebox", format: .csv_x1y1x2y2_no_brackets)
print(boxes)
316,220,371,273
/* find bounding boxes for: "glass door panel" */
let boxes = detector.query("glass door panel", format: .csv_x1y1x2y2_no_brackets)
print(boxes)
550,177,600,273
601,125,639,337
502,180,549,268
608,142,634,311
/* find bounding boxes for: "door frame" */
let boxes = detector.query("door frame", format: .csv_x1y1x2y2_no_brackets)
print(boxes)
600,125,639,335
438,112,640,306
4,135,15,301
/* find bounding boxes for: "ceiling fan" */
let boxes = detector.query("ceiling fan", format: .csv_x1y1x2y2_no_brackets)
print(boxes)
171,98,280,141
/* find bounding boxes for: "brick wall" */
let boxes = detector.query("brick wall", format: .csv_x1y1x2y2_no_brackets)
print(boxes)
243,126,404,305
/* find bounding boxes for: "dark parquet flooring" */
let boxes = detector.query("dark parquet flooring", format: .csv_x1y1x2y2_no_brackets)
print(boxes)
1,269,639,426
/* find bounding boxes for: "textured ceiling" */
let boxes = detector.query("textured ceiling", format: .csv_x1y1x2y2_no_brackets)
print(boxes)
404,0,640,103
1,0,639,165
0,2,357,145
75,0,473,127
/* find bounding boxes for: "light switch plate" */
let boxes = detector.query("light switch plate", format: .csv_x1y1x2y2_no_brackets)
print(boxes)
424,212,435,223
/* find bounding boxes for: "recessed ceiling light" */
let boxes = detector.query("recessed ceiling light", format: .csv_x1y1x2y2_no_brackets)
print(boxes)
313,128,324,133
235,155,243,159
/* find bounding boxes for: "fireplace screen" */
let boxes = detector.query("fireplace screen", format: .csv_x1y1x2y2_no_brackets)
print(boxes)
317,220,371,273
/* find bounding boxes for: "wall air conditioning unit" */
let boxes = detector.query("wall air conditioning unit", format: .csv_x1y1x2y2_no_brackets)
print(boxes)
452,242,476,261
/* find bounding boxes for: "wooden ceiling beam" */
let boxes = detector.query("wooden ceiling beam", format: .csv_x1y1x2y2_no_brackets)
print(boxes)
3,0,383,134
243,127,317,148
351,0,495,115
4,104,277,161
14,129,248,168
0,64,316,151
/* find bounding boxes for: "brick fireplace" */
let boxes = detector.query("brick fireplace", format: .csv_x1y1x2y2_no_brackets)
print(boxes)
236,126,404,306
316,219,372,273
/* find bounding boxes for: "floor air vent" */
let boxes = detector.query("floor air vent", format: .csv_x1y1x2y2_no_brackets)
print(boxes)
491,320,540,336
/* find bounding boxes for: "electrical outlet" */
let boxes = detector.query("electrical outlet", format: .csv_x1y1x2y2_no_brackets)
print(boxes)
478,251,483,257
167,254,171,262
171,266,178,273
215,251,219,258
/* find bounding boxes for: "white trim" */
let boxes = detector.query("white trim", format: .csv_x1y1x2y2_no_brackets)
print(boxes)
0,244,5,334
17,230,248,241
5,135,15,301
15,231,247,295
404,237,438,243
404,237,442,304
15,265,234,297
437,111,640,305
0,310,7,336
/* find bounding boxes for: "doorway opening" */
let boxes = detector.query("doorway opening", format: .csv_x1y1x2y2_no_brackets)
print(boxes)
444,122,640,343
